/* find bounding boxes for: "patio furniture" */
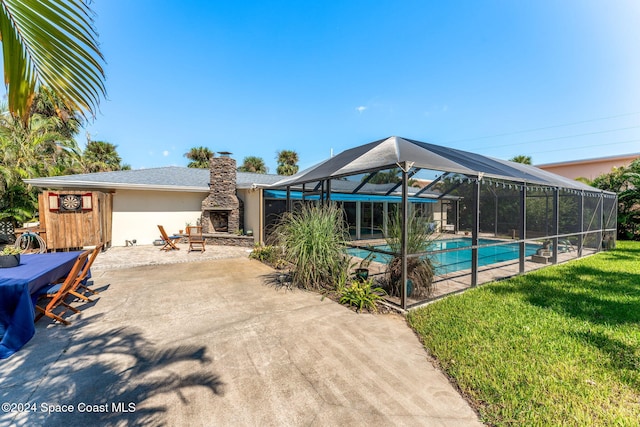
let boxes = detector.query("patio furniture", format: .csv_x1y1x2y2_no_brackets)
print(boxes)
35,250,90,326
187,225,206,252
75,244,103,298
0,251,83,359
157,225,180,251
54,244,102,302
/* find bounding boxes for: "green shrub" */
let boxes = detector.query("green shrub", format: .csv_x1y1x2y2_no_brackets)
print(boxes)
249,244,278,264
339,279,387,312
271,203,349,291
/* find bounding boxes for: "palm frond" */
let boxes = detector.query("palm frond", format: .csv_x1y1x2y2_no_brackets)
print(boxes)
0,0,106,121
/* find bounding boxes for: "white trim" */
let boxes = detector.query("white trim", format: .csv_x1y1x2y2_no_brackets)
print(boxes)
25,179,270,192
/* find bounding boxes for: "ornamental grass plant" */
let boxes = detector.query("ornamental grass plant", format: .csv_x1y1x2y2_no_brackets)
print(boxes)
271,203,349,291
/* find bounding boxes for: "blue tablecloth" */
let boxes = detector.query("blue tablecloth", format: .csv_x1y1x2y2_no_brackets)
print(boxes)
0,252,82,360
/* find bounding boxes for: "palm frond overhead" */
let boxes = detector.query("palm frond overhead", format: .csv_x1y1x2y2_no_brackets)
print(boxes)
0,0,106,122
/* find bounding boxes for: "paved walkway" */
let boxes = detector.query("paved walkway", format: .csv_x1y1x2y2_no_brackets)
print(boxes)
91,242,253,271
0,246,482,426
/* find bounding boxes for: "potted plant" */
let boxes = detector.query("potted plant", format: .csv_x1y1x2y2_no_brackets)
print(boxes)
0,246,22,268
354,251,375,281
385,210,437,298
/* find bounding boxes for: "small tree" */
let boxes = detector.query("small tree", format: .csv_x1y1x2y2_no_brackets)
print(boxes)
592,160,640,240
184,146,214,168
83,140,130,172
509,155,532,165
276,150,299,176
238,156,268,173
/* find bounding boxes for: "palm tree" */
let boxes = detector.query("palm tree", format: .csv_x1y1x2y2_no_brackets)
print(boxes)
238,156,268,174
593,160,640,240
0,0,106,122
276,149,299,176
31,86,82,139
0,108,75,224
83,140,129,172
0,110,76,179
184,146,214,168
364,168,419,186
509,155,532,165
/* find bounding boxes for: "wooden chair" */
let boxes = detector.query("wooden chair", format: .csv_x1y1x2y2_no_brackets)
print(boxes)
35,250,90,325
75,244,103,298
158,225,180,251
62,244,103,302
187,225,206,252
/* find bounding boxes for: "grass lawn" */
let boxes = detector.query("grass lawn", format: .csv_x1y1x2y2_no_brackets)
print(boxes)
407,240,640,426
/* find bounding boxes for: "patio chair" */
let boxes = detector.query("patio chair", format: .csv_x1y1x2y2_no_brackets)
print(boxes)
75,244,103,297
35,250,90,325
61,244,103,302
158,225,180,251
187,225,206,252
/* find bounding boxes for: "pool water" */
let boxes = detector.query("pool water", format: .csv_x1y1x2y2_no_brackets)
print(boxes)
347,238,540,275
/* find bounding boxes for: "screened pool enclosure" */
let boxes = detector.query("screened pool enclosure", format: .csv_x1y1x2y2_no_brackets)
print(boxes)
271,137,617,309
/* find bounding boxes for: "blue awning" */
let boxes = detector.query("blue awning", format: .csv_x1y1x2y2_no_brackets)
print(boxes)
264,190,436,203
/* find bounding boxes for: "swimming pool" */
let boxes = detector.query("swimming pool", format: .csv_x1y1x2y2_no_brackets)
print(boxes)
346,238,540,275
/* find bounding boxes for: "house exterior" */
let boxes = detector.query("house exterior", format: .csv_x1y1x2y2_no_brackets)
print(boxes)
26,159,283,248
27,157,448,248
536,153,640,181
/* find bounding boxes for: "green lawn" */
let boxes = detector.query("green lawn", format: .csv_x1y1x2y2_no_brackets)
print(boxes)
407,241,640,426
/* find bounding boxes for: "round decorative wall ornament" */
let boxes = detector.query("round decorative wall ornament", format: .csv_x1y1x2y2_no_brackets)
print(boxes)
61,194,81,211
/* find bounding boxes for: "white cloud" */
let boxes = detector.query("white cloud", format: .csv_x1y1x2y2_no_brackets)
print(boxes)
356,106,367,113
163,150,170,157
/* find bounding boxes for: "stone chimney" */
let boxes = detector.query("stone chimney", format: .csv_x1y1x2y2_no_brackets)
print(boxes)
200,154,240,233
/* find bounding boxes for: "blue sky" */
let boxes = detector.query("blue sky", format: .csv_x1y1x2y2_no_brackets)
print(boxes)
68,1,640,171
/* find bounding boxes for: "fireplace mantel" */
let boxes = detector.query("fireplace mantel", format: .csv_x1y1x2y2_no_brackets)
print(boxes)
202,206,232,211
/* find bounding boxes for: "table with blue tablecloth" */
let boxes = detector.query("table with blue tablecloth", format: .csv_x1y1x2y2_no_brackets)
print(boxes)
0,251,82,360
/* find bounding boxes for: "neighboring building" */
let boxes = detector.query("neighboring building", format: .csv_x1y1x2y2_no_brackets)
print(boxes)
536,153,640,181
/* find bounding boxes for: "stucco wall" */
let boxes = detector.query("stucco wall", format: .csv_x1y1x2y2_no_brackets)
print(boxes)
112,189,205,246
237,188,261,240
538,155,638,180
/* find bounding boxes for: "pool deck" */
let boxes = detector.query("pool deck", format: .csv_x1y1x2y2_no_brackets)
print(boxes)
1,244,482,426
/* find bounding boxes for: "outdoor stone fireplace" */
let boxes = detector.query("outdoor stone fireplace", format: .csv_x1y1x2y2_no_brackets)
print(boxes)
201,155,242,234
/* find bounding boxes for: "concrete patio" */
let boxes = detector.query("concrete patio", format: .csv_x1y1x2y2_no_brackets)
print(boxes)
0,245,482,426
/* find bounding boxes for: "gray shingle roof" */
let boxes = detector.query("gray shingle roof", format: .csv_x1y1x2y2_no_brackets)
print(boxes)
25,167,284,191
